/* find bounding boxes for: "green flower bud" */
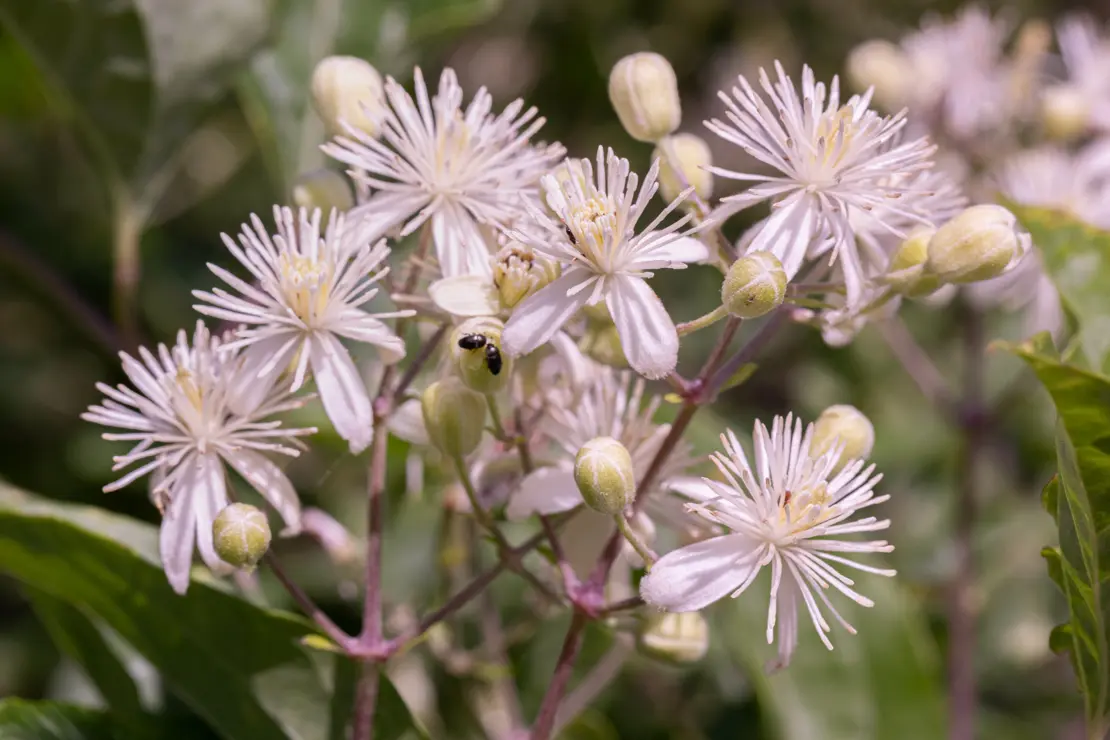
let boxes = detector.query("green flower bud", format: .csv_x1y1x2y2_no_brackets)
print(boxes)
637,611,709,664
574,436,636,514
212,503,271,570
578,321,628,369
1041,84,1090,141
654,133,713,204
608,52,681,143
811,404,875,472
291,169,355,216
492,243,560,310
846,40,912,110
421,378,487,458
722,251,787,318
882,227,943,297
311,56,385,138
927,205,1029,284
451,317,512,394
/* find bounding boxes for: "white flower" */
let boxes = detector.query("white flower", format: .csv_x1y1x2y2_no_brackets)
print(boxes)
1054,16,1110,133
501,148,709,379
707,62,937,307
992,143,1110,228
507,368,693,520
82,322,316,594
640,414,894,670
193,207,410,454
323,67,565,278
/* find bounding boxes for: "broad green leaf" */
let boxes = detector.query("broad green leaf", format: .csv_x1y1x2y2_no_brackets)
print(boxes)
1013,207,1110,370
26,588,145,722
0,699,120,740
722,573,944,740
240,0,503,193
0,0,271,209
1005,340,1110,735
0,484,417,740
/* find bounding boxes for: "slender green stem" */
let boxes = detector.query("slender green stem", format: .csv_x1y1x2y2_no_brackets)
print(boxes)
485,394,510,442
676,305,729,336
530,612,587,740
614,513,656,569
111,195,143,347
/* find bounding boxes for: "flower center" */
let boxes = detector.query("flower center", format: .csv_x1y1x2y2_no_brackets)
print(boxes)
566,195,619,269
432,112,474,190
492,244,559,309
797,104,860,183
279,253,332,323
173,367,204,412
778,482,839,534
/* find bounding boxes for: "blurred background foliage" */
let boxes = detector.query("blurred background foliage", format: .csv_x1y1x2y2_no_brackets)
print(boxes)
0,0,1100,737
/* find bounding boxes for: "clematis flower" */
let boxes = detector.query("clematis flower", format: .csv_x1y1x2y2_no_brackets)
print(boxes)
82,322,316,594
501,147,709,379
640,414,895,670
194,207,410,454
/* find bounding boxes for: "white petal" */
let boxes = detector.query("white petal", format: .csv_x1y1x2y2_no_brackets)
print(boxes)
633,235,711,267
386,398,430,446
160,468,198,595
223,448,302,534
308,332,374,454
506,466,581,520
666,476,717,503
640,534,758,612
347,191,427,242
607,275,678,379
228,336,299,414
432,205,493,278
428,275,501,317
502,271,592,357
747,193,819,278
191,453,231,572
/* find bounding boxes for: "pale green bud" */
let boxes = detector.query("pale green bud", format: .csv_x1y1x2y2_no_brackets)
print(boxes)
927,205,1028,284
654,133,713,204
291,169,354,215
608,52,681,143
578,321,628,369
451,317,512,394
882,227,942,297
811,404,875,471
637,612,709,664
574,436,636,515
722,251,787,318
311,56,385,138
846,40,912,110
491,243,560,310
212,503,271,570
1041,84,1090,141
421,378,487,458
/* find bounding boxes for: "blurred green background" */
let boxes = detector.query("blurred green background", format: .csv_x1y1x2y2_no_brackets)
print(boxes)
0,0,1097,737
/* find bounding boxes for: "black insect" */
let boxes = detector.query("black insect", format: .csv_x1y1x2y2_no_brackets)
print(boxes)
458,332,503,375
457,333,487,350
484,344,503,375
564,224,577,245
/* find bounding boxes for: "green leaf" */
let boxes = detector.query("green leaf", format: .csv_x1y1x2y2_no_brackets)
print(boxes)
0,0,271,208
0,699,120,740
1013,207,1110,370
239,0,503,193
1004,341,1110,735
25,588,145,722
722,573,944,740
0,484,417,740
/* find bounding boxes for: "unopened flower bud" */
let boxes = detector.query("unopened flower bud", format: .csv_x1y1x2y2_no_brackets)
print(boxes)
654,133,713,204
927,205,1029,284
421,378,487,458
212,503,271,570
451,317,512,394
811,405,874,471
722,251,787,318
578,321,628,368
637,611,709,664
292,170,354,215
574,437,636,514
846,40,912,110
492,243,560,309
311,56,385,138
1041,85,1090,141
883,227,942,297
608,52,681,142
